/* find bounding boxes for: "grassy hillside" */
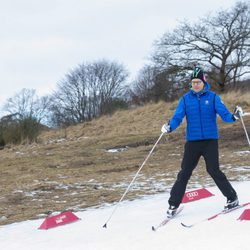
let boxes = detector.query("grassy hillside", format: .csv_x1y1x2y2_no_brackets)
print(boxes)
0,91,250,225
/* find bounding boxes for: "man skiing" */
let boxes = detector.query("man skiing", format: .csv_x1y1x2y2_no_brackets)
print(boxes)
161,66,243,218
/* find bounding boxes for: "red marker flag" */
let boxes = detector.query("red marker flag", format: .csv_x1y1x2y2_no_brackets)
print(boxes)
182,188,214,203
38,211,80,230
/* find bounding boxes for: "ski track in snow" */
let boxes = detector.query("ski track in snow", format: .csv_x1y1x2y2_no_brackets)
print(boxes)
0,181,250,250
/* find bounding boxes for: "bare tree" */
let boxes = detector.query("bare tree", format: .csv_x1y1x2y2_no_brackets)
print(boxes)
87,60,128,115
3,88,50,123
50,68,87,126
130,64,191,103
1,89,50,144
129,66,155,104
152,1,250,90
50,60,129,126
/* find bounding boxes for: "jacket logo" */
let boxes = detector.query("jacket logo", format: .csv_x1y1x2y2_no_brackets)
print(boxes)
205,100,209,105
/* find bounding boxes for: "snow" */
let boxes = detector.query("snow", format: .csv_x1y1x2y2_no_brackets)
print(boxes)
234,151,250,156
106,147,129,153
1,181,250,250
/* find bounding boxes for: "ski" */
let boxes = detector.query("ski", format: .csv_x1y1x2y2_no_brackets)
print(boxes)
152,206,184,231
181,202,250,228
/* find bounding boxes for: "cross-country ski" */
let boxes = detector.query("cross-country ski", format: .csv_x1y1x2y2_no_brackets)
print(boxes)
181,202,250,228
152,206,184,231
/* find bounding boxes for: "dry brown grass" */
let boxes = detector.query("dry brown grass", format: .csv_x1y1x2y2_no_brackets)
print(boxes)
220,90,250,109
0,91,249,225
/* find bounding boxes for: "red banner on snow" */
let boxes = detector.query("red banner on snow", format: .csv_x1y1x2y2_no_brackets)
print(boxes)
238,209,250,221
181,188,214,203
38,211,80,230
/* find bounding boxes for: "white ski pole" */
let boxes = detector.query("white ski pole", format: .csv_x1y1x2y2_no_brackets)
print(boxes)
103,132,165,228
239,114,250,147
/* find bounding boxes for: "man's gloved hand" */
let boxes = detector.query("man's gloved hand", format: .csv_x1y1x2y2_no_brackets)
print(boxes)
233,105,244,120
161,123,171,134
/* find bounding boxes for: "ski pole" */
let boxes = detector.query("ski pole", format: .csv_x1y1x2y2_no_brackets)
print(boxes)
103,132,165,228
239,114,250,147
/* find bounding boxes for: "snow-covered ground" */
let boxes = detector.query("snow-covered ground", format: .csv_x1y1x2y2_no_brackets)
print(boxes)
1,181,250,250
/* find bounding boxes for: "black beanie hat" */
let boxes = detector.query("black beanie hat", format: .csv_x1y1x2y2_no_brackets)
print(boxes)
191,67,206,83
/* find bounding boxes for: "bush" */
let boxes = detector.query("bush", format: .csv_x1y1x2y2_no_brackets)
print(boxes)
0,116,41,146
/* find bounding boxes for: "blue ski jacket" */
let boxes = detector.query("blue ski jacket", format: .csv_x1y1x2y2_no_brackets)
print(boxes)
169,82,235,141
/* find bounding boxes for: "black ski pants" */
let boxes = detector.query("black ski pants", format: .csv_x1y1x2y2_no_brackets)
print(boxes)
168,139,237,207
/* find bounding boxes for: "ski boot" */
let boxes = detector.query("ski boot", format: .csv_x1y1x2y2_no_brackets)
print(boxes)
166,205,178,218
224,197,239,211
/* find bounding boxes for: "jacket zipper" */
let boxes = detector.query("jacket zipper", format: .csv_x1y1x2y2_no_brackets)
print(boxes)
198,95,204,139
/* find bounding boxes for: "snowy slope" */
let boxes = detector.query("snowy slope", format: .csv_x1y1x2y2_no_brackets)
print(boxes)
1,181,250,250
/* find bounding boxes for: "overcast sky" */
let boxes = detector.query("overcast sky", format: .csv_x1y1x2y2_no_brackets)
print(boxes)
0,0,239,109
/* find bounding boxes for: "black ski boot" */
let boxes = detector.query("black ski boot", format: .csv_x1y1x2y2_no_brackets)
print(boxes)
224,197,239,211
166,205,178,218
